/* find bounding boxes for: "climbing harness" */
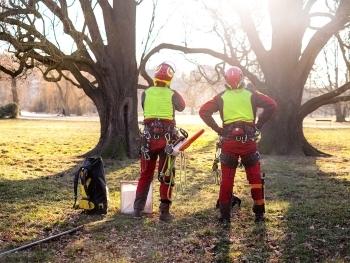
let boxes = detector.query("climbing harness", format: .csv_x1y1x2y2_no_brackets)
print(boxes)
139,121,204,201
222,122,259,142
140,119,176,169
159,128,189,200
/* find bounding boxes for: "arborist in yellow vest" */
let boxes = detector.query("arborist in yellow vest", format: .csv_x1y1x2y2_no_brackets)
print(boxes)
199,66,277,223
132,61,186,222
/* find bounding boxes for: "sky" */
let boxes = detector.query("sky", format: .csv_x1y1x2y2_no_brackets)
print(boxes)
135,0,228,73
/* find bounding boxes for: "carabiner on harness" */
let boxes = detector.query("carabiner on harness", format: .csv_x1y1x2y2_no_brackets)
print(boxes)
140,129,151,160
235,135,247,143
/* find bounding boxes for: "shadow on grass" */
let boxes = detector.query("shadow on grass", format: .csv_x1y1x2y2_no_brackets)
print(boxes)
263,155,350,262
1,138,350,262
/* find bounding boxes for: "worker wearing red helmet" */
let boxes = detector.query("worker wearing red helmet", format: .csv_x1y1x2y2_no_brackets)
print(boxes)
132,62,186,222
199,66,277,223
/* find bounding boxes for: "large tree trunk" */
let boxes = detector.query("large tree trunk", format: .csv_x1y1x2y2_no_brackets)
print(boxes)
258,79,332,156
87,77,140,159
259,107,329,156
80,0,140,159
257,52,327,156
258,98,306,156
255,0,335,157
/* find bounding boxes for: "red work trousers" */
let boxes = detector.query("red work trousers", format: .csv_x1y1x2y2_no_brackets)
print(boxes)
219,139,264,206
134,137,173,210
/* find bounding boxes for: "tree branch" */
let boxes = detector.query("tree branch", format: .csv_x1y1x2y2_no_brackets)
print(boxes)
297,0,350,81
298,82,350,120
139,43,262,87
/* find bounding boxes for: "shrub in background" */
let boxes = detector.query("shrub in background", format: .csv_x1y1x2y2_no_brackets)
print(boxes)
0,103,20,118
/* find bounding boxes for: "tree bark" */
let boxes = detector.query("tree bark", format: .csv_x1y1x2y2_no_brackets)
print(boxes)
81,0,140,159
258,103,329,157
334,102,347,122
11,78,19,105
85,76,140,159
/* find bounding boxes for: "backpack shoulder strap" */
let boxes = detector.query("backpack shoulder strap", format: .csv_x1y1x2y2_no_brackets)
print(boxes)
73,167,81,208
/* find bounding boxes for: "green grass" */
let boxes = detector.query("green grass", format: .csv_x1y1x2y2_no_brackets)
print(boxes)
0,119,349,262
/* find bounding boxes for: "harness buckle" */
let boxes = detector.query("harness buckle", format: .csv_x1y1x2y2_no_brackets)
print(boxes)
235,135,248,143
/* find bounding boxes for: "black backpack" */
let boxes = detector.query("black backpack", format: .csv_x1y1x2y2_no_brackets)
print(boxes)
73,156,108,215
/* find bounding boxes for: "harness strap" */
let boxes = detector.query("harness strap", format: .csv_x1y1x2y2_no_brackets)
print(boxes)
222,122,256,141
144,119,175,138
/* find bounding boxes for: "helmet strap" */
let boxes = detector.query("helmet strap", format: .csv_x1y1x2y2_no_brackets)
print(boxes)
237,81,246,89
225,83,233,90
225,81,246,90
155,81,169,87
225,83,241,90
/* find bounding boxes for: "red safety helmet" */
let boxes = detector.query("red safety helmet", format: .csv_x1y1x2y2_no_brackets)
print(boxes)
224,66,244,90
154,61,176,86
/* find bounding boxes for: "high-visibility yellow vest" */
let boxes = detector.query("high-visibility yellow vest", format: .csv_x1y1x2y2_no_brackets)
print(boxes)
144,87,174,120
222,89,254,124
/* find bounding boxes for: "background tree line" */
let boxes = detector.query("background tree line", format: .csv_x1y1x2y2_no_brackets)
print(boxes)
0,61,96,116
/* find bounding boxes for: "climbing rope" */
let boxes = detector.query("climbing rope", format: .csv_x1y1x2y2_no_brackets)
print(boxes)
212,137,222,185
176,151,187,193
160,149,187,201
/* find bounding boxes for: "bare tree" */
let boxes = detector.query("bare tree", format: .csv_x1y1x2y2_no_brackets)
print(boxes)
0,0,143,158
179,66,224,114
140,0,350,156
0,52,34,107
316,37,349,122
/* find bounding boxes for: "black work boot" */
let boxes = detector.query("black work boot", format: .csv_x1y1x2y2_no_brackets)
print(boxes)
131,209,142,219
218,202,231,224
253,204,265,223
215,195,242,209
159,202,174,222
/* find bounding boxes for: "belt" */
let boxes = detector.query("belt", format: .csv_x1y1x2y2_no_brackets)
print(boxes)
224,134,256,142
222,122,256,140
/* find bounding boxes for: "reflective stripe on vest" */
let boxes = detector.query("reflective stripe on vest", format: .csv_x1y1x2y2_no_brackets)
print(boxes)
222,89,254,125
144,87,174,120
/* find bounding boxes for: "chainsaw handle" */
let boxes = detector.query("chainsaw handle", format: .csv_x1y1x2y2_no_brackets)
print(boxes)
179,128,188,138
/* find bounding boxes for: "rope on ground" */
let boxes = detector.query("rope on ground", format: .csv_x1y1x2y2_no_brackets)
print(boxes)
0,218,114,257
